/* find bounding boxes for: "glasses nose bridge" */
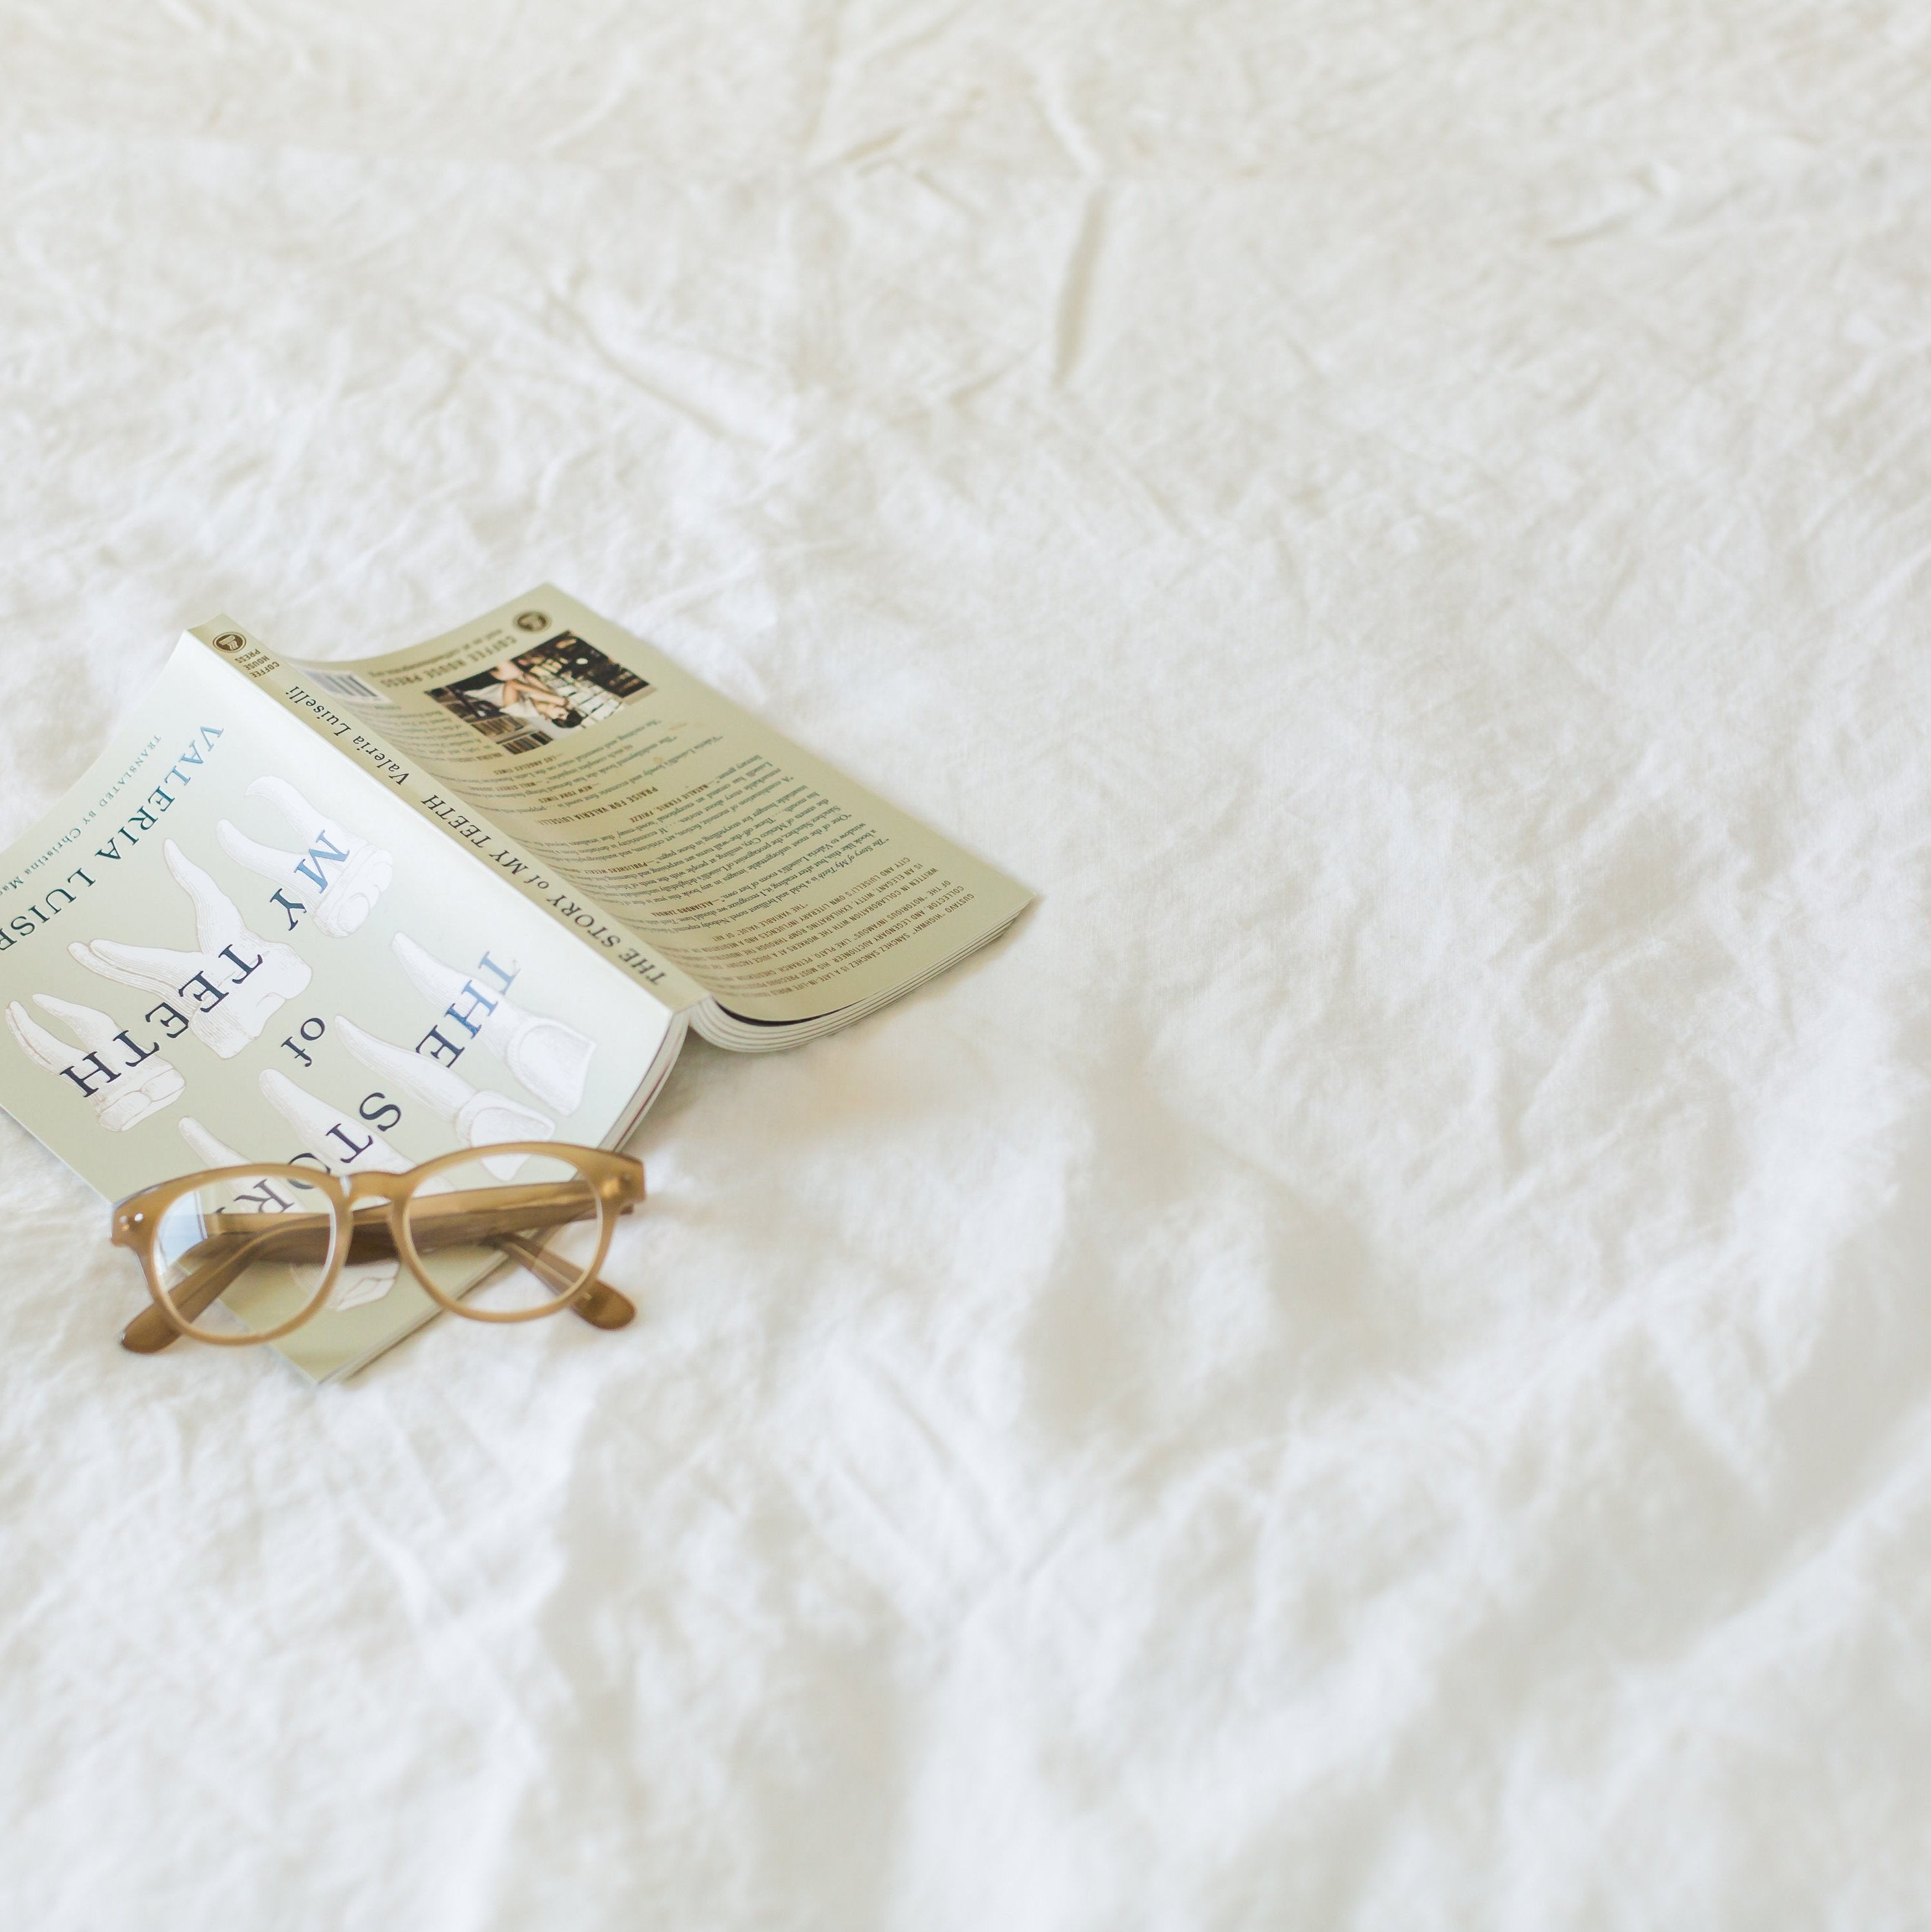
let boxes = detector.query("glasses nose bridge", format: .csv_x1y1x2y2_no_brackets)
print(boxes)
345,1170,411,1206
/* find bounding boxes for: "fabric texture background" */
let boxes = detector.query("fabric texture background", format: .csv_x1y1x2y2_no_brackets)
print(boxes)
3,5,1928,1926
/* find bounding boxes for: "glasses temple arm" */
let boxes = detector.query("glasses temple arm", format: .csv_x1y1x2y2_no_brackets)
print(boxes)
121,1228,285,1354
122,1227,635,1354
490,1233,636,1328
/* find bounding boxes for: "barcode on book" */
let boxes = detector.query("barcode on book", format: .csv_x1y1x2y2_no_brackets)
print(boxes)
305,669,395,705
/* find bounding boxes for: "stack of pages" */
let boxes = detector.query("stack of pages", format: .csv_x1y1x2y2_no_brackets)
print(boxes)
0,588,1030,1377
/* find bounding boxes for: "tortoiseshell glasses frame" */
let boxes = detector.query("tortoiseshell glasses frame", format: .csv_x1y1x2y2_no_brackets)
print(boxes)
109,1143,643,1353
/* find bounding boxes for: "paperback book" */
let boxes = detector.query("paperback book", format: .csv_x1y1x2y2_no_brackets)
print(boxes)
0,588,1030,1377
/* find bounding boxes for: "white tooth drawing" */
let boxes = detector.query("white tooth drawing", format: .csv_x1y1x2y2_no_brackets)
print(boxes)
258,1068,416,1175
68,841,311,1057
5,994,184,1131
333,1013,553,1178
176,1117,397,1312
216,777,393,938
178,1117,246,1170
391,932,594,1115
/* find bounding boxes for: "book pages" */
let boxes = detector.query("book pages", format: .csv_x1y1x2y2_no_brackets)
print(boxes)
289,588,1034,1026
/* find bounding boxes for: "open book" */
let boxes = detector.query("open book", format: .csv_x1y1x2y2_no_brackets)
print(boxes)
0,587,1030,1378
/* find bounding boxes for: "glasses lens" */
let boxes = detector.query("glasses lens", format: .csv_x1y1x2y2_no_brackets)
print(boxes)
152,1168,339,1343
399,1150,608,1320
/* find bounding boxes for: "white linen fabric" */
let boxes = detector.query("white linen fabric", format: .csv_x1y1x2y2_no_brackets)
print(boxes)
3,5,1928,1926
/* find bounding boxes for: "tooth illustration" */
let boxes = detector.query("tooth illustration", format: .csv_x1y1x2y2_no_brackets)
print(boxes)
176,1116,397,1312
392,932,593,1114
333,1014,552,1177
178,1117,247,1170
259,1068,415,1175
68,841,311,1057
6,994,184,1130
216,777,393,938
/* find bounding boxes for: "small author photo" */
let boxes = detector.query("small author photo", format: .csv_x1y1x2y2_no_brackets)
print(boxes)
426,632,652,754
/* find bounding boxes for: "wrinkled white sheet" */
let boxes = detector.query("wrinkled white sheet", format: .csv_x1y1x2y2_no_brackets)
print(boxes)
4,4,1930,1925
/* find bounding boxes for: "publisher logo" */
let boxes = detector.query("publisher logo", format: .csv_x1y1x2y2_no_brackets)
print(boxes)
515,610,549,633
212,631,247,653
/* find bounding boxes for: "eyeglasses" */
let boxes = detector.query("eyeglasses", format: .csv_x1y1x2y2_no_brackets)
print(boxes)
110,1143,643,1353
